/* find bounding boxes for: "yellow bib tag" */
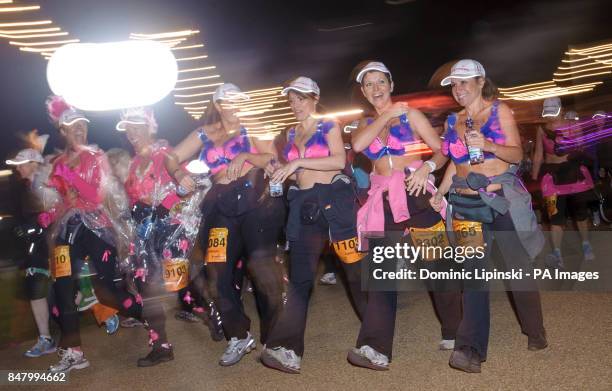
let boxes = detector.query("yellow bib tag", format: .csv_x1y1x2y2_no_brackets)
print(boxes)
544,195,558,218
452,220,485,248
52,245,72,278
163,258,189,292
205,228,228,264
332,237,366,264
409,220,449,261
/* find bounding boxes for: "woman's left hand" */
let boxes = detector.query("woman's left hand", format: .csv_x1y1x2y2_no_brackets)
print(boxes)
405,165,430,196
271,160,299,184
226,153,248,181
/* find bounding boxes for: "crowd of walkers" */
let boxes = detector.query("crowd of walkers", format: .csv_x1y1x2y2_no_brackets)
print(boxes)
7,58,608,375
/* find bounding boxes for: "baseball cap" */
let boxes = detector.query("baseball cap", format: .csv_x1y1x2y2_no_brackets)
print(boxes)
281,76,320,96
542,97,562,117
6,148,44,165
592,110,607,119
212,83,250,102
116,107,158,132
440,59,486,86
356,61,392,83
59,108,90,126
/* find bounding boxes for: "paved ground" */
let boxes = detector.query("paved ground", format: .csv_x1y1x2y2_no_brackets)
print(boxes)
1,282,610,391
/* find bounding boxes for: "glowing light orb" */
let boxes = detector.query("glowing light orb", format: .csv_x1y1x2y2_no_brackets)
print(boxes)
47,40,178,111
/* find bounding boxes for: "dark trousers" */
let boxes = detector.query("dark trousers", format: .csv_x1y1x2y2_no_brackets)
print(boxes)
455,212,545,360
266,217,370,357
134,274,168,346
54,228,141,348
205,208,284,344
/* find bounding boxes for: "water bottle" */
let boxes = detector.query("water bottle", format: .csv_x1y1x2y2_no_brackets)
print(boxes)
465,117,484,165
269,159,283,197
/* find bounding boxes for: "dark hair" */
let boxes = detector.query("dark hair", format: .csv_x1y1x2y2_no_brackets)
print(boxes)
201,101,222,126
479,77,499,100
285,89,318,101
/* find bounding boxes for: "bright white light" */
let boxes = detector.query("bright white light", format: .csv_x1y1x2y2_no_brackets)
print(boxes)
185,159,210,174
47,40,178,111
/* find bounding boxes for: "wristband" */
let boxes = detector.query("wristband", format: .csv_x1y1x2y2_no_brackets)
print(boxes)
424,160,437,173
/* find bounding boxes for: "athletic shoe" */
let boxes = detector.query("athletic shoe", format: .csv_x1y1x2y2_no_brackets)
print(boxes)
120,317,143,328
175,310,200,323
260,346,301,374
105,314,120,335
439,339,455,351
528,332,549,351
319,272,337,285
449,346,481,373
582,242,595,261
347,345,389,371
545,251,564,269
49,348,90,373
24,336,56,358
219,332,255,366
137,345,174,367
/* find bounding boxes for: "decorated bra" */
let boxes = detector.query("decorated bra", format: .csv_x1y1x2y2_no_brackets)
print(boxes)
442,100,506,164
283,120,334,161
363,114,419,160
198,126,255,175
125,140,179,209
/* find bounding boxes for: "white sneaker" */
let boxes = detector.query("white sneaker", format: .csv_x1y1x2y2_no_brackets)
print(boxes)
439,339,455,351
261,346,301,374
319,273,337,285
347,345,389,370
49,348,90,373
219,332,255,366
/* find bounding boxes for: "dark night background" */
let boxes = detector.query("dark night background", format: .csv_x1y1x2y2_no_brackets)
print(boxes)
1,0,611,163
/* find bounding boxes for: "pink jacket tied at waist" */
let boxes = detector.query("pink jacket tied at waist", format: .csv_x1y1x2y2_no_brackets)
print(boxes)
540,165,594,197
357,161,446,251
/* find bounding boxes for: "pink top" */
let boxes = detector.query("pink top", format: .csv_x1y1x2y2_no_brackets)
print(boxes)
283,120,334,162
542,133,557,155
48,146,110,226
125,141,180,210
198,126,256,175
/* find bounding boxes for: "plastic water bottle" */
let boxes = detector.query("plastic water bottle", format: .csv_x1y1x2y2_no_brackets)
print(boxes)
269,159,283,197
465,117,484,165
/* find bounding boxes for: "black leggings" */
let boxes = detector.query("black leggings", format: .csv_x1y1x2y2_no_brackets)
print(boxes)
53,227,141,348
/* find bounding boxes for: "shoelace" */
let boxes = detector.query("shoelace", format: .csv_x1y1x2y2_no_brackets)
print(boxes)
361,347,387,365
226,338,241,353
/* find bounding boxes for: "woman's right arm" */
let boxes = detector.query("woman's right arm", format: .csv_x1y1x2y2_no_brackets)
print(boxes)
531,127,544,180
165,129,204,191
351,102,410,152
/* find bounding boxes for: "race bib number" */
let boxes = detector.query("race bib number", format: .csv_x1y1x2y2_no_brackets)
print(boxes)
163,258,189,292
409,220,449,261
452,220,485,248
332,237,366,264
205,228,228,263
51,245,71,278
544,195,558,218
